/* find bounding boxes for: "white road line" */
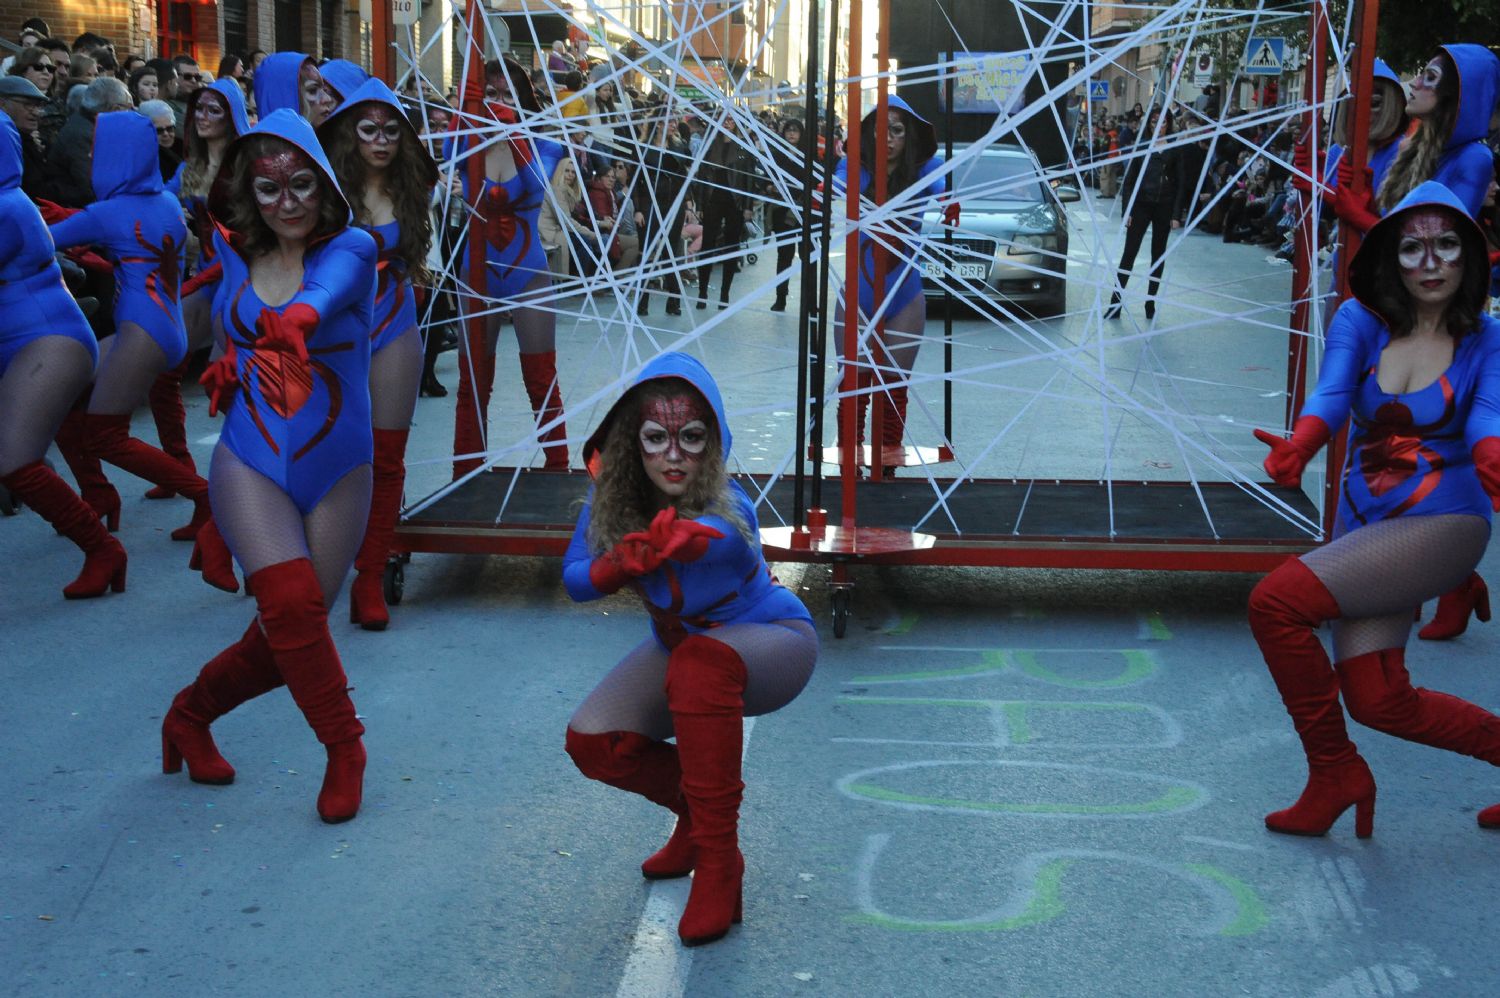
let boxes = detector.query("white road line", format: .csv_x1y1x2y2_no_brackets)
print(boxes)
614,717,756,998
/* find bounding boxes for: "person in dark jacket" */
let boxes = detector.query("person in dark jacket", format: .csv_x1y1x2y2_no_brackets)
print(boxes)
0,75,51,197
1107,107,1188,320
635,111,690,316
767,117,807,312
694,114,759,309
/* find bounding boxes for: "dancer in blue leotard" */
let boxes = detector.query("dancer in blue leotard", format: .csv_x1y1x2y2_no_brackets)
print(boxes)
451,57,570,477
1249,181,1500,838
562,351,817,947
830,96,954,460
321,76,438,630
0,109,126,599
160,109,376,823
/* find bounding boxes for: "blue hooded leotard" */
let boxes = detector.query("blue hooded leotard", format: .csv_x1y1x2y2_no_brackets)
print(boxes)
0,110,95,372
318,60,369,106
831,95,947,317
1413,44,1498,218
1301,182,1500,535
253,52,314,119
208,110,378,514
563,352,813,646
319,77,438,355
1324,59,1405,201
49,111,188,366
167,79,252,272
460,120,566,301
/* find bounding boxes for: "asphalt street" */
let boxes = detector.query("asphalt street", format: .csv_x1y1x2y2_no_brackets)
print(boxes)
5,197,1500,996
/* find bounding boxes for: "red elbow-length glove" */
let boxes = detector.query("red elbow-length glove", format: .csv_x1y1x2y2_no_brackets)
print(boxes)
1253,415,1332,488
254,303,318,366
1331,157,1380,235
587,507,725,594
1474,437,1500,512
199,340,241,418
942,200,962,227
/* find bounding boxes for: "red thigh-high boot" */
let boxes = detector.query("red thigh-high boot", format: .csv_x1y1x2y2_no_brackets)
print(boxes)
1337,646,1500,827
666,634,748,945
144,357,197,499
1417,573,1491,641
836,367,873,455
54,407,121,531
248,558,366,823
1,461,127,598
84,413,211,541
518,351,569,471
188,516,240,593
564,728,694,878
350,427,408,631
1248,558,1375,837
162,619,285,784
451,347,495,479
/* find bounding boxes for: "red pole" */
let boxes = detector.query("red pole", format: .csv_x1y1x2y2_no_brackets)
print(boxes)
1285,1,1327,428
460,0,489,460
840,0,862,527
870,0,890,478
371,1,395,85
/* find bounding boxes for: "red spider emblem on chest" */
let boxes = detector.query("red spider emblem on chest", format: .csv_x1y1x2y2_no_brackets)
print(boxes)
124,222,183,315
481,183,534,261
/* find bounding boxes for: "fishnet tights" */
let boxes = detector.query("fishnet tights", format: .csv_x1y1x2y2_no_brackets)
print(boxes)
88,322,170,415
208,444,372,605
467,275,557,357
569,620,819,739
370,326,423,430
1301,514,1490,661
0,336,95,475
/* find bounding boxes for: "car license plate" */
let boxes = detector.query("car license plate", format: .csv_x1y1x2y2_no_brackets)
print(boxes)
922,262,987,280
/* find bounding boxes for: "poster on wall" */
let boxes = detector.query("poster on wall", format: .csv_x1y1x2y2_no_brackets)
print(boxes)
940,51,1032,115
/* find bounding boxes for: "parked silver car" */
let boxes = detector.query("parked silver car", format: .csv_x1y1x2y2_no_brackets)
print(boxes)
920,143,1078,315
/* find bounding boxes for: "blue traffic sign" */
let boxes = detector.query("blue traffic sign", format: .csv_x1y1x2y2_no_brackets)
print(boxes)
1089,80,1109,101
1244,36,1284,76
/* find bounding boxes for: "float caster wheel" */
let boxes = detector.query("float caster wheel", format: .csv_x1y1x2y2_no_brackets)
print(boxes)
383,558,405,606
831,586,851,639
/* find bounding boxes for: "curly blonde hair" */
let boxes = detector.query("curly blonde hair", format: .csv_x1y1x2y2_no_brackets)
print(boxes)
585,380,752,554
1376,51,1459,214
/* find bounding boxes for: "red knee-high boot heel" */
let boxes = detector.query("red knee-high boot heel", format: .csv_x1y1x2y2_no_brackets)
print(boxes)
54,408,121,531
144,358,197,499
1248,558,1375,837
1417,573,1491,641
452,348,495,479
1,461,127,598
1336,646,1500,826
565,728,694,878
249,559,366,823
84,413,211,541
350,428,409,631
518,351,569,471
667,635,747,945
162,619,284,784
188,516,240,593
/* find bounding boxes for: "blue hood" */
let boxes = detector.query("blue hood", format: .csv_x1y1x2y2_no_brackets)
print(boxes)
861,93,937,164
1350,180,1489,306
583,352,732,472
0,110,20,192
320,76,438,185
92,111,163,199
1441,44,1500,150
183,79,251,163
254,52,311,118
319,60,369,104
208,109,352,227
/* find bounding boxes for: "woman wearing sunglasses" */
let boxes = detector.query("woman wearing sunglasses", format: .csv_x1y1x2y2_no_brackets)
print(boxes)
319,77,438,631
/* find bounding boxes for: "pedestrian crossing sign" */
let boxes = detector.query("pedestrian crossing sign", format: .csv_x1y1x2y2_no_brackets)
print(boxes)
1244,36,1284,76
1089,80,1109,101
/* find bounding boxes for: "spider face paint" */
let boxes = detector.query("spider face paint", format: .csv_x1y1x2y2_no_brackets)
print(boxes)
251,147,322,241
354,104,402,169
639,393,710,498
194,91,230,140
1396,208,1464,308
1407,56,1444,118
300,62,334,126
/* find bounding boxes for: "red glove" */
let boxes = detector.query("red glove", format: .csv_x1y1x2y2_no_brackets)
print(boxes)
641,506,724,564
1253,415,1332,488
35,198,81,224
1474,437,1500,511
587,536,661,593
460,71,486,116
181,260,224,299
1489,249,1500,270
1290,140,1312,195
1331,157,1379,234
199,341,240,418
254,303,318,366
942,200,961,227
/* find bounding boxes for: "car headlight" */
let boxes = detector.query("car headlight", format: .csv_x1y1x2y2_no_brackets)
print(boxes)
1008,233,1059,255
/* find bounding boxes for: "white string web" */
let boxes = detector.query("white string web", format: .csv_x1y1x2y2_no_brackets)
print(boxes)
387,0,1358,542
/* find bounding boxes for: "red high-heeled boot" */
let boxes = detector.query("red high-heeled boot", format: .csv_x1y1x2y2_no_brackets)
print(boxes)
836,368,874,455
519,351,569,470
144,358,197,499
188,516,240,593
452,346,495,479
2,461,127,599
54,408,121,531
1337,647,1500,764
1248,558,1375,837
162,619,284,784
350,428,409,630
84,412,211,540
249,559,366,823
1417,573,1491,641
666,635,748,945
565,728,694,879
1479,804,1500,829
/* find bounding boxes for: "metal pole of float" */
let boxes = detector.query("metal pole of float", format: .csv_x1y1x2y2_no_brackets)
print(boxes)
1285,1,1327,428
869,0,890,478
943,53,954,445
811,0,842,519
1320,0,1377,540
791,0,822,534
371,0,395,85
460,0,488,472
838,0,862,527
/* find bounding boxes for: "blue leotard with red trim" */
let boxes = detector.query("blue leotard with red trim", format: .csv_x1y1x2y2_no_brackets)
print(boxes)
364,218,417,354
461,133,565,300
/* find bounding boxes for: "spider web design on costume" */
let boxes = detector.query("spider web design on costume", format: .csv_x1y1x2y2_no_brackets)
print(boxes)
389,0,1360,541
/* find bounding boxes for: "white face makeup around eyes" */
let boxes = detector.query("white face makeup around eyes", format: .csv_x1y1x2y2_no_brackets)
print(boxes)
1396,211,1464,272
355,116,403,145
638,418,709,459
252,168,321,208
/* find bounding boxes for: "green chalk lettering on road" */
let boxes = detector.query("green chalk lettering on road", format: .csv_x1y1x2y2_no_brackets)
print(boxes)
852,650,1009,684
1143,612,1172,640
1012,649,1158,689
847,860,1071,932
883,613,919,635
847,781,1201,815
839,696,990,709
1184,864,1268,936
